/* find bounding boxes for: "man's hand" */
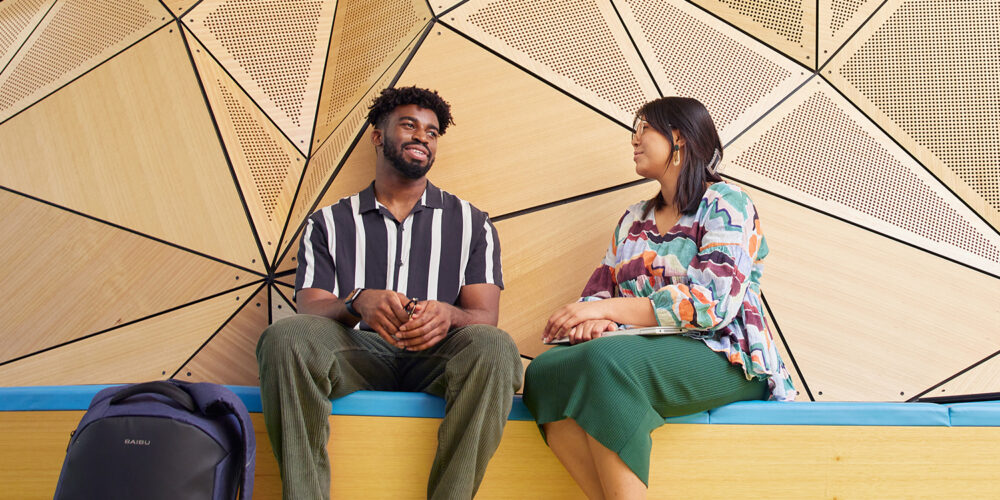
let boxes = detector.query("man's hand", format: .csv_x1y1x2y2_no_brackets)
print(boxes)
353,289,410,348
396,300,452,351
542,301,608,343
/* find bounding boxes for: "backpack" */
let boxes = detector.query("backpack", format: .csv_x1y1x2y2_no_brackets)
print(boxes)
53,380,255,500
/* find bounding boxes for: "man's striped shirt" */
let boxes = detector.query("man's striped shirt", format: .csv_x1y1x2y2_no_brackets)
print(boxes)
295,181,503,306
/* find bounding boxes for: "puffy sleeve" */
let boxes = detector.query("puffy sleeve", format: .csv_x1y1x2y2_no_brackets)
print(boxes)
579,209,630,302
649,186,762,331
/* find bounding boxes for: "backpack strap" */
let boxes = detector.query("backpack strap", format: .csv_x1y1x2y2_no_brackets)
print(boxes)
179,381,256,500
109,381,196,412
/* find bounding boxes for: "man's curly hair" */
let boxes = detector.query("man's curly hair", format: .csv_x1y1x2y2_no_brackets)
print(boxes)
367,86,454,135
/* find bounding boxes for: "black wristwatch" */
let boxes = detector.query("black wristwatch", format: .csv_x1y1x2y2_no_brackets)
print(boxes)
343,288,365,317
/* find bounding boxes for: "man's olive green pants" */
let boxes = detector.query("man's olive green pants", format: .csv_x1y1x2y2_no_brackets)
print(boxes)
257,315,522,499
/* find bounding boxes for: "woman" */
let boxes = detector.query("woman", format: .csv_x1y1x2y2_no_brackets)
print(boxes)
522,97,796,499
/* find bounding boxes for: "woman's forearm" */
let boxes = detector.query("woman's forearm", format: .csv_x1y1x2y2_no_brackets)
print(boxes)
596,297,658,326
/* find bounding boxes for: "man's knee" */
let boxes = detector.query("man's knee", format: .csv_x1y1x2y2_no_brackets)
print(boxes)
256,315,345,364
454,325,522,382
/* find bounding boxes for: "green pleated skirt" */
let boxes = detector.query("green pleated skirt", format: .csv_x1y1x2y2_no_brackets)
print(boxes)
522,335,767,485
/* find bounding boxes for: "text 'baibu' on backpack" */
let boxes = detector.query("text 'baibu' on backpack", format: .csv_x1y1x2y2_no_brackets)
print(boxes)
54,379,255,500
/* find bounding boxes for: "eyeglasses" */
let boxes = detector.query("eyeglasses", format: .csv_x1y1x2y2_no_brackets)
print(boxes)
631,116,649,140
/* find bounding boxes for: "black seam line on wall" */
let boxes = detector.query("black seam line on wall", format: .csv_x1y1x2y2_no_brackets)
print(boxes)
273,284,297,314
437,0,471,19
907,348,1000,402
760,291,814,401
493,178,653,223
273,21,435,269
181,25,304,161
170,281,266,379
0,280,264,369
303,0,339,159
520,353,534,361
816,0,890,74
0,18,173,128
437,21,633,129
180,0,206,21
274,279,296,289
267,282,273,331
682,0,815,74
0,0,59,78
723,74,816,149
0,184,265,276
819,73,1000,240
609,0,663,98
179,23,271,274
274,268,296,279
423,0,435,18
721,174,1000,281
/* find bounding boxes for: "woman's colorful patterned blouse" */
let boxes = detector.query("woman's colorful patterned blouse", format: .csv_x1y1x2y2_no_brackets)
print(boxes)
581,182,796,401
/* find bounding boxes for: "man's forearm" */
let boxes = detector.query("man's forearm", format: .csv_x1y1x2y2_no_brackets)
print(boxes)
443,302,498,328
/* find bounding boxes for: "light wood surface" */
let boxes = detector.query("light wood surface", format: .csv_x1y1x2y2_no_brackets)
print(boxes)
186,26,306,265
0,286,255,386
159,0,195,16
0,0,53,74
817,0,883,67
744,184,1000,401
184,0,336,156
688,0,816,68
495,182,655,358
824,0,1000,233
311,0,429,150
934,353,1000,399
723,78,1000,277
270,285,296,322
180,286,268,386
613,0,809,143
0,189,255,365
7,411,1000,499
429,0,464,16
765,293,810,400
0,25,263,270
447,0,659,124
0,0,169,122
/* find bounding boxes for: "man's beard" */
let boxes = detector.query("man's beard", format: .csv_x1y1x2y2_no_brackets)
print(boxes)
383,134,433,180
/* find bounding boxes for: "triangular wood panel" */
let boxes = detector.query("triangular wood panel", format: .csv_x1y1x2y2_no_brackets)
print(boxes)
429,0,464,16
0,286,254,386
931,353,1000,400
312,0,429,150
0,25,263,271
723,79,1000,277
818,0,883,66
0,0,54,74
0,190,256,364
180,285,268,385
825,0,1000,233
494,182,654,358
687,0,815,68
271,284,296,322
0,0,169,123
187,27,306,265
614,0,809,142
745,185,1000,401
448,0,659,124
762,292,810,400
184,0,336,156
160,0,197,17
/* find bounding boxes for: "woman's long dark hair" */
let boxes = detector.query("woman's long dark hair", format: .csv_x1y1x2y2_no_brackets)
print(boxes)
638,97,723,218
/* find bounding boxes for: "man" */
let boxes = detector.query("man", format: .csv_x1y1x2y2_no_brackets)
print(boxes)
257,86,522,500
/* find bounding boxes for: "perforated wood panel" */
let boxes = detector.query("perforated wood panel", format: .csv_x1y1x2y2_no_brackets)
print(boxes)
0,0,167,123
449,0,658,123
689,0,815,66
818,0,881,66
932,353,1000,400
185,0,335,155
312,0,428,148
187,27,305,264
496,182,654,358
0,0,52,72
0,189,253,365
724,80,1000,277
616,0,808,141
826,0,1000,232
429,0,465,16
0,286,254,386
0,25,262,270
271,284,296,321
746,184,1000,401
180,285,268,385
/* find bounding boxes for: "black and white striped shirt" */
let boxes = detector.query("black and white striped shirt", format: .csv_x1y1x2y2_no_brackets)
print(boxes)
295,181,503,306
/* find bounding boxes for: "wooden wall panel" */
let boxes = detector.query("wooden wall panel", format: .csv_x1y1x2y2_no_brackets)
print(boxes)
932,354,1000,400
818,0,882,66
495,182,654,358
615,0,809,142
271,284,296,322
429,1,464,16
180,285,268,385
724,79,1000,277
825,0,1000,232
312,0,429,150
688,0,816,67
0,0,169,123
745,185,1000,401
0,190,254,365
0,286,255,386
184,0,336,155
0,0,53,73
187,27,306,264
160,0,196,16
764,294,810,400
0,25,262,270
447,0,660,124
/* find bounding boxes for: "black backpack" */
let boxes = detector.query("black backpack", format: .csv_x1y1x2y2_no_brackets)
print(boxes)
53,380,255,500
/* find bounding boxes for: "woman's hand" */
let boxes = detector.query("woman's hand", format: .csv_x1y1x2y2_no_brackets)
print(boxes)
543,301,608,343
566,319,617,345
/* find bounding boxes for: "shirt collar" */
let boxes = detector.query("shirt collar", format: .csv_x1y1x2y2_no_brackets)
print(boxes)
357,180,444,215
